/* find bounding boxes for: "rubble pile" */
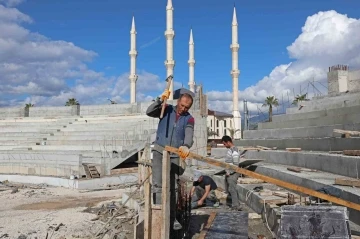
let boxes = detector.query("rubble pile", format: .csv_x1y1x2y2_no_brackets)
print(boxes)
85,201,135,239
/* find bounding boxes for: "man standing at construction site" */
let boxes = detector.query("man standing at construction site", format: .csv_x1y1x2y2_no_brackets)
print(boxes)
146,88,195,230
222,135,242,210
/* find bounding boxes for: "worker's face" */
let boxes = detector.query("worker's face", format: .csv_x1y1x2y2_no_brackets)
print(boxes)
222,141,230,148
177,96,192,115
198,176,203,182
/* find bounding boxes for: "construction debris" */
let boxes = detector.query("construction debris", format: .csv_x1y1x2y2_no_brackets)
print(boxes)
287,167,317,173
335,178,360,188
285,148,302,152
333,129,360,136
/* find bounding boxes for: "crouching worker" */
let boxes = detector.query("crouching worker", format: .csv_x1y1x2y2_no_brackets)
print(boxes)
190,171,219,209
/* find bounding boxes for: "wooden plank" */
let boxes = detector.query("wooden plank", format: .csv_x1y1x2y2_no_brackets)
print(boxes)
161,151,170,239
238,178,264,184
335,178,360,188
287,167,301,173
329,151,343,154
286,148,302,152
259,197,288,205
256,145,272,150
343,150,360,156
164,146,360,212
334,129,360,135
198,212,217,239
144,166,152,239
110,167,138,175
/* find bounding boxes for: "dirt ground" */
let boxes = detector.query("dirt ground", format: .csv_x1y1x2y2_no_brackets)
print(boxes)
0,182,135,239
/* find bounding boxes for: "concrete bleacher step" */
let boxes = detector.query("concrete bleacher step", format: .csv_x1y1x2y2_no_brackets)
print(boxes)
43,139,148,146
273,104,360,123
0,145,128,151
242,150,360,179
248,162,360,225
259,111,360,130
286,92,360,114
244,122,360,139
235,137,360,151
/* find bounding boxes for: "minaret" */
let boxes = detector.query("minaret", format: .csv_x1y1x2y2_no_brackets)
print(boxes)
230,6,242,138
165,0,175,99
188,28,195,93
129,16,138,103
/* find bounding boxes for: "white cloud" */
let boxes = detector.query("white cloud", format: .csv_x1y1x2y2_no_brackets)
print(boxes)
208,10,360,114
0,0,25,7
0,4,166,107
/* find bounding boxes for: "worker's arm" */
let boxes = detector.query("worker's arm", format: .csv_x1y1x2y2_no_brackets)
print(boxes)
190,186,195,196
146,99,164,118
198,185,211,206
183,117,195,148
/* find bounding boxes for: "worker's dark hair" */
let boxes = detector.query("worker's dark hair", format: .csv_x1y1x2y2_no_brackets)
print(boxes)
179,93,193,107
221,135,232,143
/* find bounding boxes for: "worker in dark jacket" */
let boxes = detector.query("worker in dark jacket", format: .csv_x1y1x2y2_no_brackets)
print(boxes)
146,88,195,231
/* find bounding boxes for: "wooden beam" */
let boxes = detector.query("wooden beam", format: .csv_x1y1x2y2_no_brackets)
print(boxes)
111,167,138,175
161,151,170,239
198,212,217,239
164,146,360,211
335,178,360,188
334,129,360,136
286,148,302,152
343,150,360,156
144,166,152,239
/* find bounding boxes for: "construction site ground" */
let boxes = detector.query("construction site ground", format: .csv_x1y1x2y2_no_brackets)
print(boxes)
189,202,273,238
0,182,136,239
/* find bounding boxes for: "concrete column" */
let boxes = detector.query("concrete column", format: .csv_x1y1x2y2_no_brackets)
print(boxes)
188,28,195,92
165,0,175,99
129,16,138,103
230,6,242,139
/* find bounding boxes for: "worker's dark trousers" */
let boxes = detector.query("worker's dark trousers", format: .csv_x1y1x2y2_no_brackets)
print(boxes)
226,173,240,208
152,150,185,233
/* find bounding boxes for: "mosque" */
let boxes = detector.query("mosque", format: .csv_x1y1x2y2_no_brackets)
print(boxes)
128,0,242,139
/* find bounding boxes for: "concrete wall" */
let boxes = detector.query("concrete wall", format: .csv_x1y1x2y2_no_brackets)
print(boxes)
349,70,360,92
0,107,25,118
328,70,348,95
286,92,360,114
0,153,82,177
29,106,79,117
258,111,360,130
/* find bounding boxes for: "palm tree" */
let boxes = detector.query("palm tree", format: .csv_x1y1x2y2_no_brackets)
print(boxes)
65,98,79,106
207,127,218,138
25,103,34,109
227,127,241,139
262,96,279,122
292,93,308,106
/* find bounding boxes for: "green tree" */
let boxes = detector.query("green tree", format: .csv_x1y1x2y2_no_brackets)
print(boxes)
227,127,241,139
25,103,34,109
207,127,218,138
262,96,279,122
65,98,79,106
292,93,308,106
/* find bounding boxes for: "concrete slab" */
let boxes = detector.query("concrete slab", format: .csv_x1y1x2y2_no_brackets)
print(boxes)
259,111,360,130
243,150,360,179
234,137,360,151
0,173,138,189
206,212,248,238
244,122,360,139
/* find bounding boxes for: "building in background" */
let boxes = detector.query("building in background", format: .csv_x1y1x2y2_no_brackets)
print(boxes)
207,109,234,141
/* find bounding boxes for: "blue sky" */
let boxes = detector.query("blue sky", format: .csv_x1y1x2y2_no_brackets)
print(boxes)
1,0,360,111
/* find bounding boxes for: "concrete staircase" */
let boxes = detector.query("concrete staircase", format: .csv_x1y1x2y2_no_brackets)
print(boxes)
0,114,158,178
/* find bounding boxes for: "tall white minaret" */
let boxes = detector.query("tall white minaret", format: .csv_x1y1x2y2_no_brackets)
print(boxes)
165,0,175,99
230,6,242,138
129,16,138,103
188,28,195,93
